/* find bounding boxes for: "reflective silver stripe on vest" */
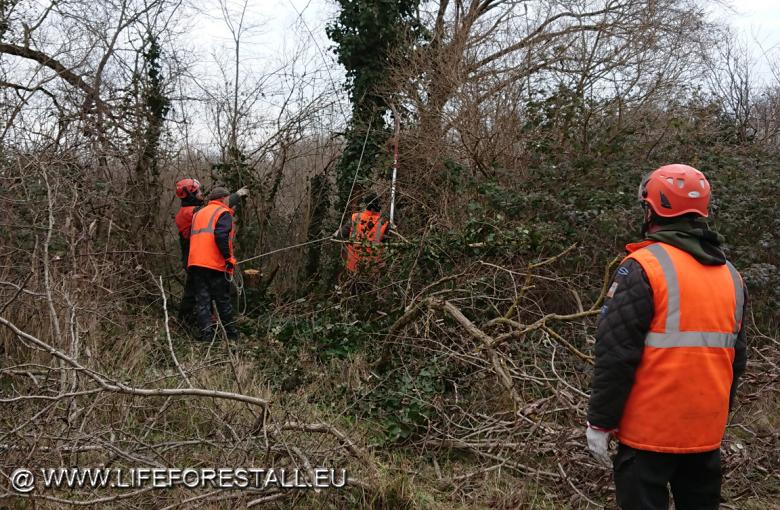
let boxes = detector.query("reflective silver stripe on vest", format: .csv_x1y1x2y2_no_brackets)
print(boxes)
645,244,680,333
374,219,384,243
725,261,745,334
646,331,735,348
642,243,738,349
191,206,223,235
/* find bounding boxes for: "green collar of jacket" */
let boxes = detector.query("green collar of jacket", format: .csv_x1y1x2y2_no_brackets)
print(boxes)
646,218,726,266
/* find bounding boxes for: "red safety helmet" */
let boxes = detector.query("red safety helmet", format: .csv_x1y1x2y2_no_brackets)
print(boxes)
638,164,710,218
175,178,201,199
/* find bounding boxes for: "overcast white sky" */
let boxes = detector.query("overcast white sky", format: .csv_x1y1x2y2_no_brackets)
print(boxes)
187,0,337,76
176,0,780,147
190,1,780,94
188,0,780,81
714,0,780,79
722,0,780,49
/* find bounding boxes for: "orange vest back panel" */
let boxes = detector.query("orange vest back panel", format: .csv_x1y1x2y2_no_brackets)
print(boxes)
175,205,196,239
617,242,744,453
187,201,234,272
346,211,388,272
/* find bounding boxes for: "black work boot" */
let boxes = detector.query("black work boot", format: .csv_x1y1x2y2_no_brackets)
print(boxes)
226,327,240,342
199,328,216,343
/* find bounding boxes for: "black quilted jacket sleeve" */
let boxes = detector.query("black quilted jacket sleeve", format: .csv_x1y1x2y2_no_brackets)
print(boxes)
731,285,748,409
179,235,190,270
214,212,233,262
587,258,654,430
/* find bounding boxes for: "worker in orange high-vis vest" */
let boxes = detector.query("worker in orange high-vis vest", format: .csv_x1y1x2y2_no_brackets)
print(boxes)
335,192,390,272
173,179,247,326
187,186,245,342
587,165,747,510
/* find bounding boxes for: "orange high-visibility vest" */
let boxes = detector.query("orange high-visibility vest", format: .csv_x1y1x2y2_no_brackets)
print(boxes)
187,201,235,272
617,241,744,453
345,210,388,272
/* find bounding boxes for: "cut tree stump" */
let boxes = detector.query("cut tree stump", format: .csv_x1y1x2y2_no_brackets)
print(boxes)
243,269,262,289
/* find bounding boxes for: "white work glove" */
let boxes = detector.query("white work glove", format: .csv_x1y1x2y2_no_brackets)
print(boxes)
236,186,250,197
586,425,613,467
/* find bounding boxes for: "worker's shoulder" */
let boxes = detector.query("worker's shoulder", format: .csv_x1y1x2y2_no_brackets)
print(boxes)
608,258,649,294
599,258,653,317
613,255,642,275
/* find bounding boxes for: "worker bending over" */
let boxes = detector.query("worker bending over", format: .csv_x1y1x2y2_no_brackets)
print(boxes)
587,164,747,510
335,192,390,272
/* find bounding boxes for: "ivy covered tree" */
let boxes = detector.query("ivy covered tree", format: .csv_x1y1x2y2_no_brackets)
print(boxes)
326,0,423,214
135,34,170,183
131,33,171,229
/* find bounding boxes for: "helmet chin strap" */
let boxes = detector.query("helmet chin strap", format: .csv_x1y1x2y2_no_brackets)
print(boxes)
640,203,653,237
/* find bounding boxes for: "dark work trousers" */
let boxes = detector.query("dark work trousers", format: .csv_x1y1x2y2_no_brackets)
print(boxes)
614,443,721,510
189,266,238,341
177,268,197,322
